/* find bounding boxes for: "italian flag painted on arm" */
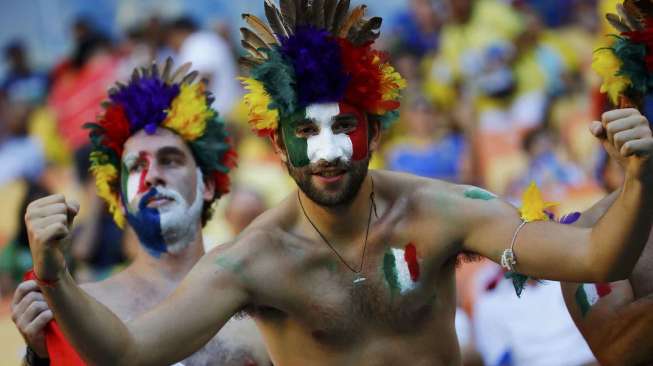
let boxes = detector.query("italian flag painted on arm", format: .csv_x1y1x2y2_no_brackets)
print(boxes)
574,283,612,317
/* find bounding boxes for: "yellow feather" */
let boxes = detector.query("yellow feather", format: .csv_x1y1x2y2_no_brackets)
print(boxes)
519,181,558,222
240,77,279,133
163,83,213,141
592,48,631,105
90,158,124,228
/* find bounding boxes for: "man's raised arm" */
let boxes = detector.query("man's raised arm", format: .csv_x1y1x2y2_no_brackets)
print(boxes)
457,108,653,283
26,195,249,366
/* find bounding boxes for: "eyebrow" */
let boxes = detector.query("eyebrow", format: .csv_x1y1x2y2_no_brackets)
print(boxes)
156,146,187,159
334,114,357,121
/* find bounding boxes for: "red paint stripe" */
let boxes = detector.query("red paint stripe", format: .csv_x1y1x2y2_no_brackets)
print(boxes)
404,243,420,282
596,283,612,298
137,152,150,194
339,102,368,161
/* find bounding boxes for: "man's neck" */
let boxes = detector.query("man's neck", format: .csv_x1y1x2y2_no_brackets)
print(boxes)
129,233,206,284
298,174,374,243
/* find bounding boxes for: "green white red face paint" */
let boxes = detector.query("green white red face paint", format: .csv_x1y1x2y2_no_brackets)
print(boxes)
575,283,612,317
383,243,421,294
281,102,369,168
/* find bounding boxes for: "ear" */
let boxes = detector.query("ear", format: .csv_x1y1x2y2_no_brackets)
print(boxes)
368,118,382,153
270,130,289,164
202,174,216,201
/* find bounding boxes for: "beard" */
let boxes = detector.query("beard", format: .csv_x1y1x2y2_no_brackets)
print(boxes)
126,169,204,256
287,157,370,207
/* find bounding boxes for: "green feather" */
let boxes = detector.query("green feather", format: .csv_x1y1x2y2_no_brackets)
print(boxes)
251,47,298,118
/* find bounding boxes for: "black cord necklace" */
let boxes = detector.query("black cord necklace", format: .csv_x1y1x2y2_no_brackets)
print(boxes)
297,178,377,285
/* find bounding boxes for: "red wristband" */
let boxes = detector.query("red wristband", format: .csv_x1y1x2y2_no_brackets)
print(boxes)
25,269,62,288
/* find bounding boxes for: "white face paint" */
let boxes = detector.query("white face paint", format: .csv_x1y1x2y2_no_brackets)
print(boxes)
158,168,205,254
305,103,353,164
123,153,145,204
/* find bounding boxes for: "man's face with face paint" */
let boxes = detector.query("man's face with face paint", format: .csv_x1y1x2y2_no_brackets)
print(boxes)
120,128,211,256
279,102,371,206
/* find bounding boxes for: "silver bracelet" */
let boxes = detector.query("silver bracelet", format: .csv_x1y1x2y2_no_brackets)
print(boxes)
501,220,527,271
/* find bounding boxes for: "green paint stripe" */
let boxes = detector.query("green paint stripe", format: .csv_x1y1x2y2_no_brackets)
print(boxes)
575,285,591,317
383,250,399,293
464,188,497,201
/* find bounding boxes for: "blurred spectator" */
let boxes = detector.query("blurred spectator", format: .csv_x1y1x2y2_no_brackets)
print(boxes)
47,17,120,153
1,40,49,106
224,186,267,237
390,0,442,58
166,16,241,117
0,94,45,185
507,127,587,200
386,96,471,183
473,264,597,366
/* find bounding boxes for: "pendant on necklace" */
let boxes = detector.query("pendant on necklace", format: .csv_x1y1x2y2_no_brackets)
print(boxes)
353,275,366,285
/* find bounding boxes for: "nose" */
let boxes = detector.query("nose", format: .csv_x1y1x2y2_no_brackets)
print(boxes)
307,129,352,163
142,161,165,191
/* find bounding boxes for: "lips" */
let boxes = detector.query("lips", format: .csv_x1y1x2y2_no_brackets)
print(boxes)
145,195,174,208
312,168,347,184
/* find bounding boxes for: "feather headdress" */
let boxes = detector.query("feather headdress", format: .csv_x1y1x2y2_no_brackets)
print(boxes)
595,0,653,107
85,58,236,227
240,0,406,136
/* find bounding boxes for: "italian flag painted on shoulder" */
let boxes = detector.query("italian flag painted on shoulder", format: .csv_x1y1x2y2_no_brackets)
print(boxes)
575,283,612,317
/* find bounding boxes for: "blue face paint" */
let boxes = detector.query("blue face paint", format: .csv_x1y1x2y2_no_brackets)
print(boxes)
125,188,168,257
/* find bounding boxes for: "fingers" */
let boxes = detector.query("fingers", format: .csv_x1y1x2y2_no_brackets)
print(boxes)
605,115,645,146
12,290,46,322
39,222,70,243
27,194,66,211
23,309,53,337
589,121,605,139
602,108,639,124
11,280,39,309
621,138,653,157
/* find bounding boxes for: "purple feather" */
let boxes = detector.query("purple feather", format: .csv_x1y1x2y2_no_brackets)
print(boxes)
280,26,349,107
110,76,179,134
559,212,581,225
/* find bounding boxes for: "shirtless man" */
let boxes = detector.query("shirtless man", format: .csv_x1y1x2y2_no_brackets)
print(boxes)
12,60,268,365
561,141,653,366
24,1,653,365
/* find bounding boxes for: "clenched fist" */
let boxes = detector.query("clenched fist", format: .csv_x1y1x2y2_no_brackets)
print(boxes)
590,108,653,181
25,194,79,283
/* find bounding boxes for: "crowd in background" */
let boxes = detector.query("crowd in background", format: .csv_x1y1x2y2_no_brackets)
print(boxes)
0,0,632,365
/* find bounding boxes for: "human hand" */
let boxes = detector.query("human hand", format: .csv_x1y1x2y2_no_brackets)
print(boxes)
590,108,653,182
11,280,52,358
25,194,79,283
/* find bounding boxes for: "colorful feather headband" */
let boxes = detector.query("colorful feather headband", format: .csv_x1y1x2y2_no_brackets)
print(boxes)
85,58,236,228
594,0,653,107
240,0,406,137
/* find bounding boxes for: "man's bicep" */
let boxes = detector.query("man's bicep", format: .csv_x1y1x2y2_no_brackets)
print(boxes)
460,195,598,281
129,249,250,365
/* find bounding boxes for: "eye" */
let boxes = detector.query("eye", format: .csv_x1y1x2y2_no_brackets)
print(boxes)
295,124,319,137
129,160,148,173
333,119,356,134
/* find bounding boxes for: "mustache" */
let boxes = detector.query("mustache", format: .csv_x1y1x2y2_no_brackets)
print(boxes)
139,187,183,205
309,160,351,174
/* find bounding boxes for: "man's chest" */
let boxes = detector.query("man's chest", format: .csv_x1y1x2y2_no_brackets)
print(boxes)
254,234,458,346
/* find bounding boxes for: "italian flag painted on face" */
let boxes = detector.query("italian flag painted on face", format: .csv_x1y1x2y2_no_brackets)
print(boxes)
383,243,421,294
575,283,612,317
281,102,369,167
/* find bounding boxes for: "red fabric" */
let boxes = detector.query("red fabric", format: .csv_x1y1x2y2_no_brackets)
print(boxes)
23,270,86,366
